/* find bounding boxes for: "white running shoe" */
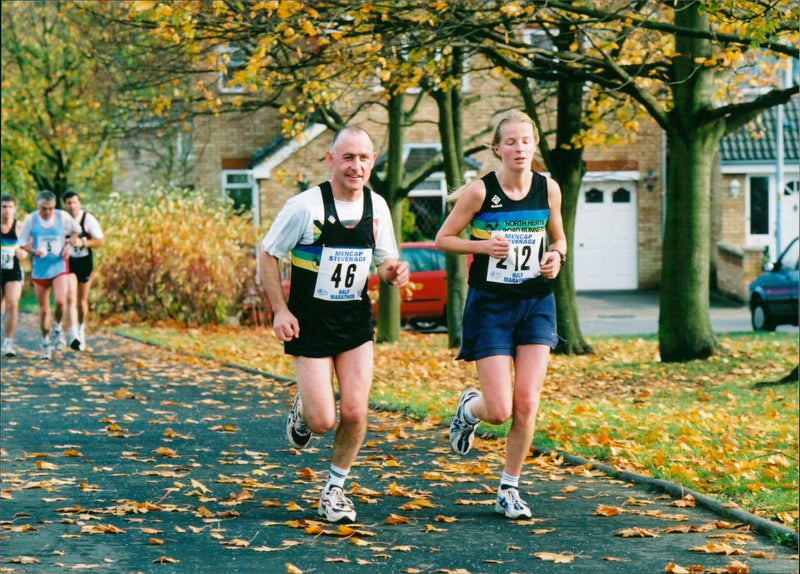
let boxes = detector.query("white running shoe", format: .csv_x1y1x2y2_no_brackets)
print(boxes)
495,486,532,519
1,339,15,357
40,341,52,360
318,486,356,523
52,329,66,352
449,388,480,455
286,393,311,449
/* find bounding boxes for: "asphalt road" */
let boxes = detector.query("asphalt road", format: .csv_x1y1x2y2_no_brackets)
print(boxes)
1,312,797,574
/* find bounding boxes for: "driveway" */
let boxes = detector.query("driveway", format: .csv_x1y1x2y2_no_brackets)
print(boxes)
577,290,798,336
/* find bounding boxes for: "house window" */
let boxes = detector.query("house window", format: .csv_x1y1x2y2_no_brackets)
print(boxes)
612,187,631,203
218,46,247,94
749,176,769,236
585,188,604,203
221,170,258,226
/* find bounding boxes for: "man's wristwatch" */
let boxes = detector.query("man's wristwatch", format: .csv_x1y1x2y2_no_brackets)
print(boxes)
552,249,566,265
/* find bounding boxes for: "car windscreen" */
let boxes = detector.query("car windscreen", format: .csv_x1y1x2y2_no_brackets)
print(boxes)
403,247,445,274
779,238,799,271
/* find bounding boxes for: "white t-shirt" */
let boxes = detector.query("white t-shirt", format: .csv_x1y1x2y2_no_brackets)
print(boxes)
18,210,81,247
261,186,399,266
69,210,104,258
73,211,104,240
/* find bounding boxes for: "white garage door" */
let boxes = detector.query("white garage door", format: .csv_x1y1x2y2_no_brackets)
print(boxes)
574,181,638,290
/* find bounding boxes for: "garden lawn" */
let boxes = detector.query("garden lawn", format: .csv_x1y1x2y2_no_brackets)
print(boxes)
112,323,798,527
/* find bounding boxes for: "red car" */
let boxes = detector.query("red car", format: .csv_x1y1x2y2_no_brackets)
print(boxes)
369,241,468,331
241,241,461,331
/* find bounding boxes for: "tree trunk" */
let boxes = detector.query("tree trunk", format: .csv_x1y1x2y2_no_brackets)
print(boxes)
658,121,721,361
374,94,405,343
548,28,592,355
434,51,468,349
658,2,723,362
517,21,593,355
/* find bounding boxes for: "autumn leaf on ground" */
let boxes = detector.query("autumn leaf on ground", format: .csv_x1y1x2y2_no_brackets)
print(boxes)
615,527,660,538
399,499,436,510
155,446,178,458
8,556,39,564
726,559,750,573
670,494,696,507
623,496,653,506
384,513,410,525
152,556,179,564
80,524,126,534
285,562,303,573
534,551,576,563
190,478,210,493
689,541,747,555
595,504,624,516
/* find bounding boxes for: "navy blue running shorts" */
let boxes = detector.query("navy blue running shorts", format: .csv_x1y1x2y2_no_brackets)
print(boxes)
457,287,560,361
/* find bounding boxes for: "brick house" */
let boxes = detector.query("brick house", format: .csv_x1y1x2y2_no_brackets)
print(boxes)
113,72,796,298
714,96,800,301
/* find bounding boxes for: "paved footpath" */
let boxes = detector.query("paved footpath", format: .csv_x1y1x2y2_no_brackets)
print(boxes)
1,315,797,574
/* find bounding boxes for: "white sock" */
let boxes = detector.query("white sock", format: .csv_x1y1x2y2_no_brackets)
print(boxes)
325,464,349,490
500,472,520,490
53,323,62,334
463,398,480,425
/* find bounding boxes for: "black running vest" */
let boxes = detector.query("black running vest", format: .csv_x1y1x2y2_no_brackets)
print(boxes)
467,171,553,298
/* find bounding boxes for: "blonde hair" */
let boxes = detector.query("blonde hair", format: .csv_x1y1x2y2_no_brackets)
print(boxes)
446,109,539,202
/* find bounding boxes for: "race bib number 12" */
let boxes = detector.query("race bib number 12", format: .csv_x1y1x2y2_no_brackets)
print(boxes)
486,230,543,284
314,247,372,301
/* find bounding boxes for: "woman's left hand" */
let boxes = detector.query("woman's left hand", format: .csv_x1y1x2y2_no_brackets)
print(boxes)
539,251,562,279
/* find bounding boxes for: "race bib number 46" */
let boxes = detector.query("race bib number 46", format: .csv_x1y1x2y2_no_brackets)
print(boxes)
314,247,372,301
487,231,543,284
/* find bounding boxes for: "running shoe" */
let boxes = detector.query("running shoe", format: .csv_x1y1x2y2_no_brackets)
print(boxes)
449,388,480,455
1,339,15,357
52,329,66,352
70,337,82,351
40,341,52,360
318,486,356,523
495,486,532,519
286,393,311,449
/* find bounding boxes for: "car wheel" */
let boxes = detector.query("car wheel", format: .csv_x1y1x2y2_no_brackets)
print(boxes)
409,318,440,332
751,299,776,331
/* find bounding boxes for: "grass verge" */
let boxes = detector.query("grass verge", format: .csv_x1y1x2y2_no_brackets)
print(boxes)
110,322,798,527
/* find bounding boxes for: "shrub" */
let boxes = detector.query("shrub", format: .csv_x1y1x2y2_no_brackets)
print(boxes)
93,187,256,325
